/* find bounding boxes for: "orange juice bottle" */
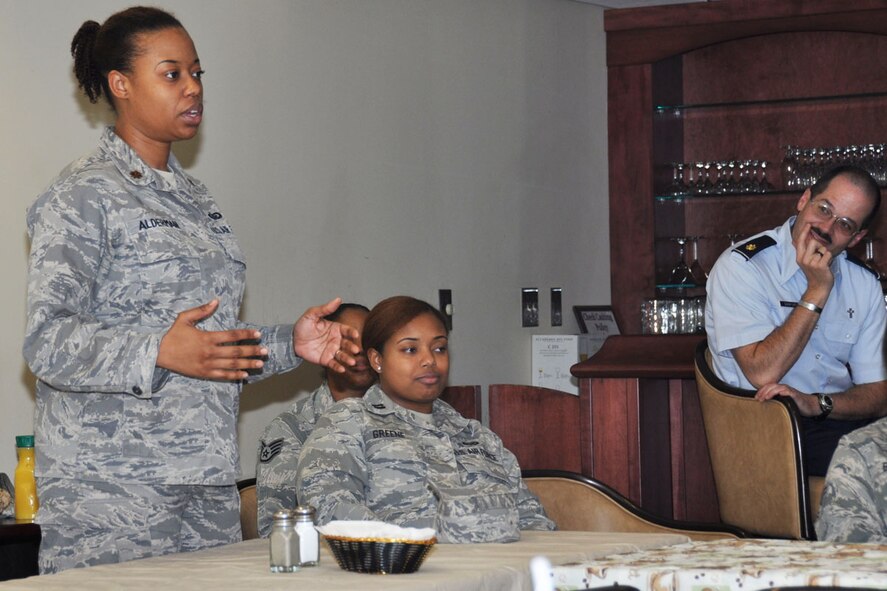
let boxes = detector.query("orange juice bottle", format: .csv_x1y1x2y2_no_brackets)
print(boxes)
14,435,38,521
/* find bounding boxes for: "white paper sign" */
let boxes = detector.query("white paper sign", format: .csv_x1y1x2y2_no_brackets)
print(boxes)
531,335,579,395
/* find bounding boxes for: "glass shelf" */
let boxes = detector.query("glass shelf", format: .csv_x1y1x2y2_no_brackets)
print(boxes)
654,189,799,202
654,90,887,116
655,283,700,290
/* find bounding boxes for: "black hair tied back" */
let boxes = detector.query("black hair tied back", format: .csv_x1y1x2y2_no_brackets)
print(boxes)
71,20,103,104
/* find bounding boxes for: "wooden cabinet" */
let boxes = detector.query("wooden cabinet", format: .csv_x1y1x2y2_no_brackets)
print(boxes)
606,0,887,333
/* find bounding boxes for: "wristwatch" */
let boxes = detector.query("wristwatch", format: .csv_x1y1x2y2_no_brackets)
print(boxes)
813,393,834,421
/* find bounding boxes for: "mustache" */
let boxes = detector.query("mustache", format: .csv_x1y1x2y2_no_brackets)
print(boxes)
811,226,832,245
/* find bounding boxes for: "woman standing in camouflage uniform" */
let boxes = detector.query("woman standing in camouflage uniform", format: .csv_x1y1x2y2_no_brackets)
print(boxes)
23,6,359,573
297,296,555,542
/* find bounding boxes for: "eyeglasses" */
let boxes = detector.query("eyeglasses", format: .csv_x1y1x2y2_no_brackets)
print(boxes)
809,200,860,237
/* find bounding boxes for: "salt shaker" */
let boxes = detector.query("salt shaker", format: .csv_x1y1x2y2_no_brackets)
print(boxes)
293,505,319,566
269,510,299,573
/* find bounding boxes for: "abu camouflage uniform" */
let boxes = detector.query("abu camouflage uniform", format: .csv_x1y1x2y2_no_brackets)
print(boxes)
256,381,336,537
24,128,301,572
816,417,887,543
297,384,555,543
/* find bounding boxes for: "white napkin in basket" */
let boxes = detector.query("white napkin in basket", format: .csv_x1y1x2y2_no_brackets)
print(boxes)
316,520,436,541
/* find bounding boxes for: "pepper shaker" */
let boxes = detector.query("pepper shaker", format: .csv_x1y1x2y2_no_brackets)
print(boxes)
269,510,299,573
294,505,319,566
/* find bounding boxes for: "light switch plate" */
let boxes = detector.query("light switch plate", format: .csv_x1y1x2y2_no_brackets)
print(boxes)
551,287,562,326
522,288,539,327
438,289,453,330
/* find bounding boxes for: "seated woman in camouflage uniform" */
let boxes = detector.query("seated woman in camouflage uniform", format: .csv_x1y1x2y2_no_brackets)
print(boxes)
296,296,555,543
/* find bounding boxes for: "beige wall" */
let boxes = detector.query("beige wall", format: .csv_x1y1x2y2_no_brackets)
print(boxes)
1,0,609,480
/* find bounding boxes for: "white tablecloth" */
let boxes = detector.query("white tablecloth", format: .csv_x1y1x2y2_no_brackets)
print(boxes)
551,538,887,591
0,530,688,591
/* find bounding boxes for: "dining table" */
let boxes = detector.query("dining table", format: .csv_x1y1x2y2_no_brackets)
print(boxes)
550,538,887,591
0,530,689,591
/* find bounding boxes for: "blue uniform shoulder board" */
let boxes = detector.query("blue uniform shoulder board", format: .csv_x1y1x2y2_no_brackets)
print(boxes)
733,235,776,261
845,251,880,278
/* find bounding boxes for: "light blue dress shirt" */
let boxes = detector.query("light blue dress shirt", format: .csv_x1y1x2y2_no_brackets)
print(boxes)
705,216,887,393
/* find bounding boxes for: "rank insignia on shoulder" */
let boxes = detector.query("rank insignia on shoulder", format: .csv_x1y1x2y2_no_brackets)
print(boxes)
259,438,284,463
372,403,386,409
733,235,776,261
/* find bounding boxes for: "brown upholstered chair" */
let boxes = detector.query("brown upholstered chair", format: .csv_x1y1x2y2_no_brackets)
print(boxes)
523,470,745,541
237,478,259,540
694,341,823,540
489,384,581,473
440,385,482,421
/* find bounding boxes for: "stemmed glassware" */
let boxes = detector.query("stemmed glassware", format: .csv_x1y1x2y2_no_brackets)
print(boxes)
864,237,883,280
666,163,689,197
668,237,695,286
688,236,708,286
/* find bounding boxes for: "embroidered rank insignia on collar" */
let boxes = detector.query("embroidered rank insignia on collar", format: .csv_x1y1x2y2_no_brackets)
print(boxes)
259,438,284,463
733,235,776,261
129,170,143,179
372,403,386,409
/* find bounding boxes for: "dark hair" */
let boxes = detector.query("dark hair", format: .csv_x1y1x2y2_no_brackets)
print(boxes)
323,303,370,323
71,6,183,108
362,296,448,354
810,165,881,230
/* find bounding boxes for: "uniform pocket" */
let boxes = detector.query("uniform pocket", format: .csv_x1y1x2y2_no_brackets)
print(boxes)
435,491,519,543
365,435,428,504
822,319,860,364
125,219,205,313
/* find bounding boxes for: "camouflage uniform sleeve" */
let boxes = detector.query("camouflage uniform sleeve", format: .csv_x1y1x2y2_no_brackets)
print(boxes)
502,446,557,531
23,185,160,397
815,437,886,543
241,322,301,383
256,415,302,538
296,404,377,524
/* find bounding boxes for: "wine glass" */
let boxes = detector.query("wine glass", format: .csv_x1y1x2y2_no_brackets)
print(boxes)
665,162,689,197
781,146,798,190
669,237,695,286
758,160,775,192
688,236,708,286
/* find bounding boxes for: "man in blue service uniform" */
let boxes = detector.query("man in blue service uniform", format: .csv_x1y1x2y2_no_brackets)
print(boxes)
705,165,887,476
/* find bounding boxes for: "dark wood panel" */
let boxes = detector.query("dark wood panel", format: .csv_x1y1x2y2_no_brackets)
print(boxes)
639,378,673,518
572,335,704,380
682,31,887,103
488,384,581,474
588,377,641,503
605,1,887,67
608,64,655,334
439,385,482,421
669,379,721,523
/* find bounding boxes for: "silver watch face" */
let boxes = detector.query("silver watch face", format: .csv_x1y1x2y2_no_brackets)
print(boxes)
820,394,834,411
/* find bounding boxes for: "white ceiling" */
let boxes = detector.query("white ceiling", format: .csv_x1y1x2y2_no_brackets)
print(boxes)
573,0,707,8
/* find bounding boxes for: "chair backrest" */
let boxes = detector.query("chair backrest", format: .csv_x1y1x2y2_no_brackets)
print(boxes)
694,341,815,539
237,478,259,541
488,384,581,473
523,470,744,541
439,385,482,421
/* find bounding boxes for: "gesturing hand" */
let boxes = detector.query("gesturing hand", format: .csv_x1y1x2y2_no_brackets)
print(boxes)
157,299,268,381
293,297,362,373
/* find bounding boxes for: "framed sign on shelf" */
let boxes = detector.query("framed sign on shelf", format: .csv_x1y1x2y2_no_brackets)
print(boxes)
573,305,620,359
